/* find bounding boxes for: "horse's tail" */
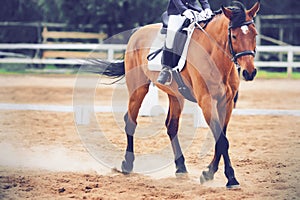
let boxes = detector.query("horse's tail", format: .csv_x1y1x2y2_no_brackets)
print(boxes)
86,59,125,80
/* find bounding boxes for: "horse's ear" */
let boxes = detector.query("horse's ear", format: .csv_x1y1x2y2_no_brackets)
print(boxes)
222,5,233,19
247,1,260,18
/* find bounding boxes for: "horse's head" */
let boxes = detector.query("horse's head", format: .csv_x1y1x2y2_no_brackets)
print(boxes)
222,1,260,81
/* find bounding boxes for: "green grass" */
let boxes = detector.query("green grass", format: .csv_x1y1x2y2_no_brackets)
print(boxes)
0,64,78,75
0,64,27,74
44,65,58,70
0,68,22,75
0,64,300,79
257,70,300,79
292,72,300,79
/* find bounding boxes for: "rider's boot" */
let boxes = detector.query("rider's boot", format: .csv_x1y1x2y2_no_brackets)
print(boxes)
157,47,174,85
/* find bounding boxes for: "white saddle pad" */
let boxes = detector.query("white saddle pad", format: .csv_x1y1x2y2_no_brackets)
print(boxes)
147,32,165,71
147,25,195,72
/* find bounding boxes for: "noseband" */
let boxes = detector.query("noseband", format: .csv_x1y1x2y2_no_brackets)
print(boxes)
228,20,256,68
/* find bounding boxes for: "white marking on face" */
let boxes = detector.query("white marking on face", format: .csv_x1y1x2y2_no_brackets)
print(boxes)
241,25,249,34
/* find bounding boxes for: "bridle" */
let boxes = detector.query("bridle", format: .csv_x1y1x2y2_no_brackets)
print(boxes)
195,18,256,71
228,20,256,68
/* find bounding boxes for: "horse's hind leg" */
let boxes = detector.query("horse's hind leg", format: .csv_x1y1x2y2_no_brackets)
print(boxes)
165,95,187,174
121,68,150,174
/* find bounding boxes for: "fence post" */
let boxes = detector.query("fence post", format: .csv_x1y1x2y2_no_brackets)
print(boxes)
139,83,160,116
287,48,293,78
108,48,114,61
74,105,91,125
194,107,208,128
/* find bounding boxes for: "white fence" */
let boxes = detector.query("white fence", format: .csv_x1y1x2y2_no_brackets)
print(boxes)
0,44,300,72
0,43,126,64
1,44,300,127
256,46,300,77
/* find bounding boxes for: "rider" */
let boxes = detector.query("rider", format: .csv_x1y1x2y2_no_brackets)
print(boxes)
157,0,213,85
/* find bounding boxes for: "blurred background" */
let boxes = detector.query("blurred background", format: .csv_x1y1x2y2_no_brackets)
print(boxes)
0,0,299,75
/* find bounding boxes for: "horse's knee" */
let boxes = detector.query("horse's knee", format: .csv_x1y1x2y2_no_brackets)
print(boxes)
124,112,137,136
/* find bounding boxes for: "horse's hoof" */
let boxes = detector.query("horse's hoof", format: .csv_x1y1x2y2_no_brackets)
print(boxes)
200,170,214,184
175,173,189,179
226,178,240,189
175,167,188,178
121,160,133,174
175,165,188,174
200,174,206,184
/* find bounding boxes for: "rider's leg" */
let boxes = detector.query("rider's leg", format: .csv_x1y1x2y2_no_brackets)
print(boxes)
157,15,186,85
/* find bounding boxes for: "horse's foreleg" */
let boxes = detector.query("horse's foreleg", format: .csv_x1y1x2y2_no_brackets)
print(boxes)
200,118,223,184
220,100,240,188
166,95,187,174
200,95,239,188
206,122,239,188
122,83,150,174
222,137,240,189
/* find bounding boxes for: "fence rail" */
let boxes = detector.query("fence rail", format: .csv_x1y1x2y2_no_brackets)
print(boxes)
256,46,300,77
0,43,126,63
0,44,299,75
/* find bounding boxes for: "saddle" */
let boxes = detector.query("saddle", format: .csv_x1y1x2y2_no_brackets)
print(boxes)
147,12,211,103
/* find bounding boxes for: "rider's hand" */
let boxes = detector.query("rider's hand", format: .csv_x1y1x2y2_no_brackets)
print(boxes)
196,10,207,22
183,9,195,21
204,8,213,19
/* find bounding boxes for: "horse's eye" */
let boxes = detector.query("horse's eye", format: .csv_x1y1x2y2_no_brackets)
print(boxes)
232,35,237,40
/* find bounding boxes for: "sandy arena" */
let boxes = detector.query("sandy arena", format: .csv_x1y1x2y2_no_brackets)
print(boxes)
0,74,299,199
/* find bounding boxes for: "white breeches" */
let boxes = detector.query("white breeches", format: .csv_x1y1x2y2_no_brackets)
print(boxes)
165,14,187,49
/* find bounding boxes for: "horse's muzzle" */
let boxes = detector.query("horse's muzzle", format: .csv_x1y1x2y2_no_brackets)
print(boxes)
242,68,257,81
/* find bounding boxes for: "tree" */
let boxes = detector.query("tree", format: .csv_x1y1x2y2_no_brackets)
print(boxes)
0,0,299,44
0,0,42,43
56,0,168,36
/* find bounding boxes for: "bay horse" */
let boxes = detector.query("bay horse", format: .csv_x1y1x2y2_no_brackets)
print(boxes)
95,1,260,188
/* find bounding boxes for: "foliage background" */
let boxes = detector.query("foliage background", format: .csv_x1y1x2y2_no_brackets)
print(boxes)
0,0,299,44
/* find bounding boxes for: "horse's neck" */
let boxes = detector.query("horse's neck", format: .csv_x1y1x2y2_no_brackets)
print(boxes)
209,16,229,50
191,14,235,81
199,15,232,67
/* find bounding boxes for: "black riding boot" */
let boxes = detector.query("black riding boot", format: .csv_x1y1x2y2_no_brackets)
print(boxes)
157,27,189,85
157,47,175,85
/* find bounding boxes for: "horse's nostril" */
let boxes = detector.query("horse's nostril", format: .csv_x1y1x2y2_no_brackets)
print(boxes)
242,69,256,81
242,70,249,80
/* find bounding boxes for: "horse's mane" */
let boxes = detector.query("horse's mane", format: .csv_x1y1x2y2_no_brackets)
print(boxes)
214,1,247,28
